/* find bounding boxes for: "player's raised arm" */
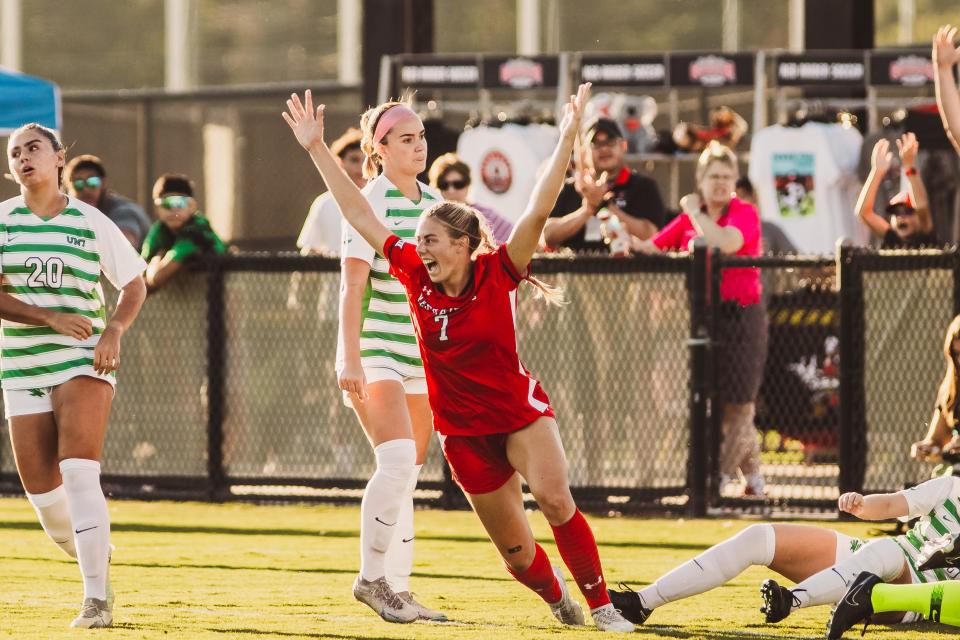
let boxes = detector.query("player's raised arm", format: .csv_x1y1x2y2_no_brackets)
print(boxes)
506,82,591,273
934,26,960,155
283,90,391,252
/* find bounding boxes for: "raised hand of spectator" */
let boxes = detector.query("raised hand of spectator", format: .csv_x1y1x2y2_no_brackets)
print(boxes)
870,138,893,176
934,25,960,70
575,167,609,212
897,132,919,168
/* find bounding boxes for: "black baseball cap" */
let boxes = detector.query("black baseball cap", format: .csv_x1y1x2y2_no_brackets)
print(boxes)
585,117,624,142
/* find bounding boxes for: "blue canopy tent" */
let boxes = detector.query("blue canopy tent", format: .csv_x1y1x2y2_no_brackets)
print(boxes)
0,67,61,135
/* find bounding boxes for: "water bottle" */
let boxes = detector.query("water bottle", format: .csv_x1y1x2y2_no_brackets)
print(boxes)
598,208,630,257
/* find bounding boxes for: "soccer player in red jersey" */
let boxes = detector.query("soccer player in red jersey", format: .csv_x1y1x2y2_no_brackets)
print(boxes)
283,84,634,632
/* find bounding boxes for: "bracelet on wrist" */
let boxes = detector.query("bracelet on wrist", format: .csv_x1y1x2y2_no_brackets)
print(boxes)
905,166,918,177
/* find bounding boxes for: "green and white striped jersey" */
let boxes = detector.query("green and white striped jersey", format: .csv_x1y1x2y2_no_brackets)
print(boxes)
339,174,440,379
0,196,147,390
894,475,960,583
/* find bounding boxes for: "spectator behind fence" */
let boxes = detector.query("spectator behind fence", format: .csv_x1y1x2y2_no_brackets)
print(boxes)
543,117,664,252
297,128,365,257
141,174,226,292
736,176,797,255
64,154,151,249
911,314,960,467
855,134,936,249
427,153,513,245
636,142,768,497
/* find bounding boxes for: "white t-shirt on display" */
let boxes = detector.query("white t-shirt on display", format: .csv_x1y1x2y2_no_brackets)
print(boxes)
749,123,866,254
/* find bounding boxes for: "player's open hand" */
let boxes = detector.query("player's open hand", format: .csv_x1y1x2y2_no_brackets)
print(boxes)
870,138,893,175
558,82,592,141
46,311,93,341
934,26,960,69
838,492,865,517
283,90,326,151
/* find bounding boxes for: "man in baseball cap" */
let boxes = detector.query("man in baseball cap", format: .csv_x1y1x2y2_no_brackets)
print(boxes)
544,117,665,253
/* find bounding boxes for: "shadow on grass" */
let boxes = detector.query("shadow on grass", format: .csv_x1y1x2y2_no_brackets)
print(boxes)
0,554,514,582
208,630,404,639
0,521,706,551
635,624,821,640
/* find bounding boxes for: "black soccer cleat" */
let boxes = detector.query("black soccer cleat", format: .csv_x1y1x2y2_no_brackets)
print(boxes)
606,584,652,625
825,571,881,640
918,533,960,572
760,578,797,623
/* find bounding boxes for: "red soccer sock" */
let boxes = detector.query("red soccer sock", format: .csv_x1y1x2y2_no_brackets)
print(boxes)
506,543,563,604
551,509,610,609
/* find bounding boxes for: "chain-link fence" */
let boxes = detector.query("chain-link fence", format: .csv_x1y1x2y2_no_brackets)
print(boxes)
846,249,960,495
1,247,958,515
710,254,840,511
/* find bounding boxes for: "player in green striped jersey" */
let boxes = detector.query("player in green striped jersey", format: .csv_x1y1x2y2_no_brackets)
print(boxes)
333,100,444,623
4,124,147,629
757,474,960,627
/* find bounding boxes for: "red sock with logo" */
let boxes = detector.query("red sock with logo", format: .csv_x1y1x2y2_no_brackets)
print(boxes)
506,543,562,604
551,509,610,609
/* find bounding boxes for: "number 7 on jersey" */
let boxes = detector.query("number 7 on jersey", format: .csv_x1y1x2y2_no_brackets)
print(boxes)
434,314,449,341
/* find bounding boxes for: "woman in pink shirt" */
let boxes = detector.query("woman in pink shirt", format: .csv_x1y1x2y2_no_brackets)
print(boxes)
637,142,768,497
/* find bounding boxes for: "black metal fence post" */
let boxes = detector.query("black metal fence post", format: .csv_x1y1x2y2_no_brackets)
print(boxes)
687,240,711,516
838,241,866,499
206,258,228,500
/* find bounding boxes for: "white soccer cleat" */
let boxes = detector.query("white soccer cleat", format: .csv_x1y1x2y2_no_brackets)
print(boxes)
69,598,112,628
591,602,636,633
549,567,585,626
353,575,418,623
397,591,448,621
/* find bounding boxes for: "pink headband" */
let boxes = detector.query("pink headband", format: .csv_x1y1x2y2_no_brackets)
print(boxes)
373,105,418,145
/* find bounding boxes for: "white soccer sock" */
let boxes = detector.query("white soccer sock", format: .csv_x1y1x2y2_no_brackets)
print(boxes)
639,523,776,610
359,439,416,582
385,463,422,593
60,458,110,600
26,485,77,559
790,538,905,610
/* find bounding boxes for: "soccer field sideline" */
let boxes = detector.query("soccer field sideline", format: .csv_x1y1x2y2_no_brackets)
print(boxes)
0,498,952,639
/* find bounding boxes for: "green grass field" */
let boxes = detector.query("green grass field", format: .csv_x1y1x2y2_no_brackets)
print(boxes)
0,498,954,640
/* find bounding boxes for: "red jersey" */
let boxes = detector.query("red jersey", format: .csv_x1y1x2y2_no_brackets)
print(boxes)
383,234,553,436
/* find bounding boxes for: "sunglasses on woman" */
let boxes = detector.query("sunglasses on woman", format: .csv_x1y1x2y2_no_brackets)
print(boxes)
438,179,468,191
71,176,102,191
154,195,191,209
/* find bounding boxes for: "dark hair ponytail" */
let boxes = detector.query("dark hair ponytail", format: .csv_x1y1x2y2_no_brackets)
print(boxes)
7,123,66,187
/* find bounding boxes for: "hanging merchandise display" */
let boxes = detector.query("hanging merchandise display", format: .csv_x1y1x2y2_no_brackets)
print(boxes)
749,122,866,254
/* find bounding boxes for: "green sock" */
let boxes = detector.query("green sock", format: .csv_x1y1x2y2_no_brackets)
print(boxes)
872,582,960,626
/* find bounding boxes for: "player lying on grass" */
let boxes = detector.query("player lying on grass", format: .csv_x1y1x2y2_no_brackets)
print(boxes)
283,85,634,632
827,527,960,639
609,477,960,627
